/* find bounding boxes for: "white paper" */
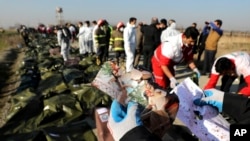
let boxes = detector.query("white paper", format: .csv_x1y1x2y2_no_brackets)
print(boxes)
173,77,230,141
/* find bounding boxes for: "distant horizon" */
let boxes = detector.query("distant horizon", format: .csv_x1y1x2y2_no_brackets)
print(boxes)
1,0,250,32
3,21,250,33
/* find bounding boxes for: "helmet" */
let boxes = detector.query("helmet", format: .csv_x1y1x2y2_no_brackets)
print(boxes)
97,19,104,26
116,22,125,29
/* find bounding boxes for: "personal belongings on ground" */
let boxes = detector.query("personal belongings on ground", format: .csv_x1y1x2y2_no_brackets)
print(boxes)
95,107,114,141
92,61,180,138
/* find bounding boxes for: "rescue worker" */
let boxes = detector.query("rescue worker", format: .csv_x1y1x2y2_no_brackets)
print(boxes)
93,19,107,65
103,20,112,62
77,21,93,58
109,22,125,66
151,26,200,89
92,20,98,54
160,19,180,42
204,51,250,96
123,17,137,73
54,25,71,62
194,88,250,124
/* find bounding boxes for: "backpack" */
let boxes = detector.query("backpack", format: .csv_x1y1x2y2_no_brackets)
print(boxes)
62,27,72,39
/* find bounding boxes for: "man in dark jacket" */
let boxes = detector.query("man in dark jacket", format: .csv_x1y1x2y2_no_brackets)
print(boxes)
141,17,161,71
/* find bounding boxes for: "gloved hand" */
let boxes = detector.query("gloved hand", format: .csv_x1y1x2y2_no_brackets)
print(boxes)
107,100,143,141
193,68,201,78
170,77,178,89
193,88,225,112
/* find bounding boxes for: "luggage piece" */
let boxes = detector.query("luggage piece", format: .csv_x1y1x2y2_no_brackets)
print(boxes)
64,57,80,67
95,107,114,141
49,47,61,57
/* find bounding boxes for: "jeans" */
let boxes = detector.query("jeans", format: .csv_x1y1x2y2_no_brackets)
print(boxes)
202,49,216,73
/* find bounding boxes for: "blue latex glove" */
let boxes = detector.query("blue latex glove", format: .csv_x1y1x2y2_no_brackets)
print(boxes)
193,88,224,112
108,100,143,141
193,68,201,78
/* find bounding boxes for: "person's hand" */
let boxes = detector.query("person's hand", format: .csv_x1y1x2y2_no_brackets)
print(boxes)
193,88,224,112
107,100,143,141
193,68,201,78
170,77,178,89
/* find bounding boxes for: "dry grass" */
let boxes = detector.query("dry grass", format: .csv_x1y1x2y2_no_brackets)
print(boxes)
0,31,23,51
216,36,250,57
194,35,250,61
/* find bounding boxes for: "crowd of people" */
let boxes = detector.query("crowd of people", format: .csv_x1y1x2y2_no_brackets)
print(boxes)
18,16,250,140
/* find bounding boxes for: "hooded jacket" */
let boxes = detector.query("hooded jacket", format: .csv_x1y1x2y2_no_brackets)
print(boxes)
160,22,180,42
141,23,160,49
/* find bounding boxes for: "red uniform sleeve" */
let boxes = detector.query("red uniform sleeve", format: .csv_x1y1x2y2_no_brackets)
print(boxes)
204,74,220,89
238,75,250,96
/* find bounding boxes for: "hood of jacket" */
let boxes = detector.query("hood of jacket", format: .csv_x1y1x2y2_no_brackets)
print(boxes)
169,22,177,29
126,22,136,28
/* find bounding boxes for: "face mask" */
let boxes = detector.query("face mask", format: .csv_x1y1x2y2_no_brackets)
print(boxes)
119,27,124,32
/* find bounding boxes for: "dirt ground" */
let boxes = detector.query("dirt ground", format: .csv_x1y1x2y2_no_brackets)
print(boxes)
0,46,25,127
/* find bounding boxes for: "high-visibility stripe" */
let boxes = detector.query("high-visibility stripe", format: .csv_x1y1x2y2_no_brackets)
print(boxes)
114,38,123,41
113,47,124,51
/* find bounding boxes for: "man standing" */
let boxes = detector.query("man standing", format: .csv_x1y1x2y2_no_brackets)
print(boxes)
109,22,125,66
66,23,77,43
92,20,98,54
123,17,137,73
102,20,112,62
202,19,223,75
160,19,180,42
93,19,107,65
77,21,93,58
151,26,200,89
196,21,210,63
54,26,71,62
141,17,161,71
134,22,144,68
